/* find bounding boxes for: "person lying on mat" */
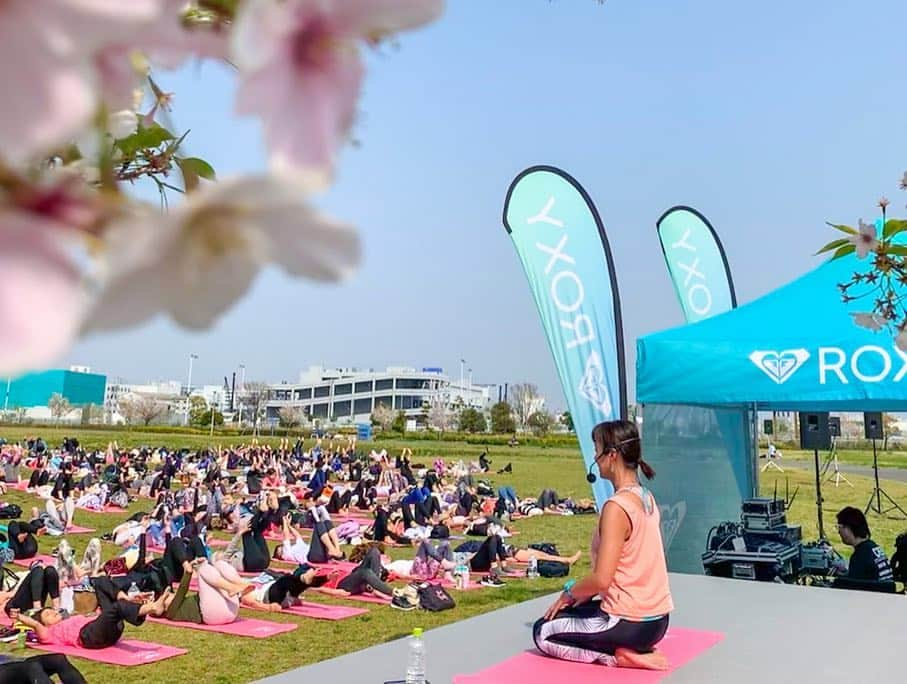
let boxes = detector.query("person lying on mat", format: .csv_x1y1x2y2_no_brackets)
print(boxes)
163,558,320,623
535,420,673,671
5,520,43,559
2,565,62,617
833,507,894,585
314,547,396,600
0,653,87,684
12,577,171,650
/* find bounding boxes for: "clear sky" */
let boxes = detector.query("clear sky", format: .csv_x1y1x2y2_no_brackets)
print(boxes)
66,0,907,411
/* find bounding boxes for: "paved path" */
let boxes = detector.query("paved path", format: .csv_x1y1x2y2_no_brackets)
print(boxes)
779,458,907,484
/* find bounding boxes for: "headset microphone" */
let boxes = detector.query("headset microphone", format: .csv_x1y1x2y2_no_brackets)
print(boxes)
586,462,597,484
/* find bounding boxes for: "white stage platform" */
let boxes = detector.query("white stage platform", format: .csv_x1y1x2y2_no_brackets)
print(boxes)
255,573,906,684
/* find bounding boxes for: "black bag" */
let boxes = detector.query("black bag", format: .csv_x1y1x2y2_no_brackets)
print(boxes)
430,524,450,539
529,542,558,556
0,504,22,520
892,533,907,583
537,560,569,578
417,583,456,611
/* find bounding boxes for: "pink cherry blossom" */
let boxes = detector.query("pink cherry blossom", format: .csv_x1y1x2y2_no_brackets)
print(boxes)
233,0,444,182
84,175,360,333
849,219,879,259
0,0,162,163
0,211,85,376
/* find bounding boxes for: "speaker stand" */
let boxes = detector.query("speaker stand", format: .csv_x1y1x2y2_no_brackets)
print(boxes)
813,449,826,539
822,440,851,488
761,459,784,473
864,439,907,518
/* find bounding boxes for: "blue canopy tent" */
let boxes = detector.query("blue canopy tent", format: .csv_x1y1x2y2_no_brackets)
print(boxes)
636,250,907,572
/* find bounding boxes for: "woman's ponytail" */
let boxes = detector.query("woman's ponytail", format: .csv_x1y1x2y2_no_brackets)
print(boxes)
638,458,656,480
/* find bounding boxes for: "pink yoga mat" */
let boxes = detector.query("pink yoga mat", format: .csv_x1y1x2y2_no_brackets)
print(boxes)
453,628,724,684
147,615,297,638
29,639,187,666
65,525,96,534
77,504,126,514
282,602,368,620
316,590,391,605
13,554,57,568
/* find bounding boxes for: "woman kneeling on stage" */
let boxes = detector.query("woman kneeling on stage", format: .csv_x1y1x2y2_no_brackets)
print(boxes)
533,420,673,670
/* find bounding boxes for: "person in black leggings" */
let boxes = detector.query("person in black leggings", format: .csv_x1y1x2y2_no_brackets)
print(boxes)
0,654,86,684
241,511,271,572
4,566,61,616
469,534,510,573
16,577,169,650
306,520,345,564
328,547,394,597
6,520,41,559
372,508,407,544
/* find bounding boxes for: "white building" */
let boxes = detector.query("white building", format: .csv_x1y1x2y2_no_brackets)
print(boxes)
261,366,495,427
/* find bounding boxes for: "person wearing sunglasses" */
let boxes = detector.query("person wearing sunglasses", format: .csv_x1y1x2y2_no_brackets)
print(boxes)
533,419,673,671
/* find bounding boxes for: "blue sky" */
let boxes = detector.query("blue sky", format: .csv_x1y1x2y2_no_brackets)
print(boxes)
67,0,907,410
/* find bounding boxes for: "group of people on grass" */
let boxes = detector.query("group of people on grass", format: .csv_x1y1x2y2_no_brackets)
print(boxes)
2,419,903,677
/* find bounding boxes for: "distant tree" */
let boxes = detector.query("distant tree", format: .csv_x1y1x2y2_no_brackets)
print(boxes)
188,396,209,427
490,401,516,434
527,410,555,437
392,410,407,433
561,410,574,432
278,406,306,428
48,393,71,425
510,383,540,429
371,402,394,431
427,396,452,435
241,382,269,434
80,403,98,426
883,413,901,450
458,407,487,433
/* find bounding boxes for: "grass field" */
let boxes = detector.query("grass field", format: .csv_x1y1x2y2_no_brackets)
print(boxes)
0,429,905,682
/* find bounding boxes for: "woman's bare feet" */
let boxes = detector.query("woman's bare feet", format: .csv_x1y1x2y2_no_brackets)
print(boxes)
569,551,582,565
615,647,669,671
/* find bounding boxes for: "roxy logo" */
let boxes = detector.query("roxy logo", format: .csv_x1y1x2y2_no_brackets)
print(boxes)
749,349,810,384
530,196,613,417
668,228,714,318
818,345,907,384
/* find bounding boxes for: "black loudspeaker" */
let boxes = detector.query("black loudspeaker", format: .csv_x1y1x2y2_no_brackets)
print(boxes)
828,416,841,438
864,412,884,440
799,412,831,451
763,419,773,435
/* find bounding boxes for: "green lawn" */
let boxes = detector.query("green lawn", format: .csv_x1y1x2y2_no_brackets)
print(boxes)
0,436,598,684
1,431,905,683
779,447,907,470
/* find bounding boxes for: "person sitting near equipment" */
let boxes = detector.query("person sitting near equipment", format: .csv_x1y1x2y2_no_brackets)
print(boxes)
833,507,894,590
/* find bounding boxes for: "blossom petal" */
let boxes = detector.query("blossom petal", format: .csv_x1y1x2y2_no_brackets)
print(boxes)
0,213,85,375
0,29,95,162
231,0,296,74
335,0,445,38
211,176,361,280
236,49,363,181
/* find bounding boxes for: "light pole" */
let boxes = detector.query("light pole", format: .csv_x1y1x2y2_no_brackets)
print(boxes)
3,377,10,412
468,368,473,406
239,364,246,390
185,353,198,425
459,359,465,403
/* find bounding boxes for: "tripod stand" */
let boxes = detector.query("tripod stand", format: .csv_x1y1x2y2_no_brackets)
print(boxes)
864,438,907,518
821,438,851,488
813,449,826,539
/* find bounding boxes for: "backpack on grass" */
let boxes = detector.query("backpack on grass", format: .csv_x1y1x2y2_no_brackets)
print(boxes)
0,504,22,520
417,583,456,612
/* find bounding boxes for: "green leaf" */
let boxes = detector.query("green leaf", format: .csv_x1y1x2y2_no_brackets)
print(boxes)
883,219,907,239
815,238,850,255
884,245,907,256
115,124,175,156
177,157,216,192
830,244,856,260
826,222,858,235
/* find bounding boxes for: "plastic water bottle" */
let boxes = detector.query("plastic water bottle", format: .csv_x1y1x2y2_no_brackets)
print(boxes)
528,554,539,579
127,582,140,600
405,627,426,684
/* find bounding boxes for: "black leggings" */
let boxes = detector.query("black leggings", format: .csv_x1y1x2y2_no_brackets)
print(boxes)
538,489,559,509
79,577,146,650
0,654,86,684
7,521,39,560
533,600,669,665
5,567,60,616
469,535,507,572
373,509,406,544
242,512,271,573
265,575,305,605
307,521,335,564
337,548,393,596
